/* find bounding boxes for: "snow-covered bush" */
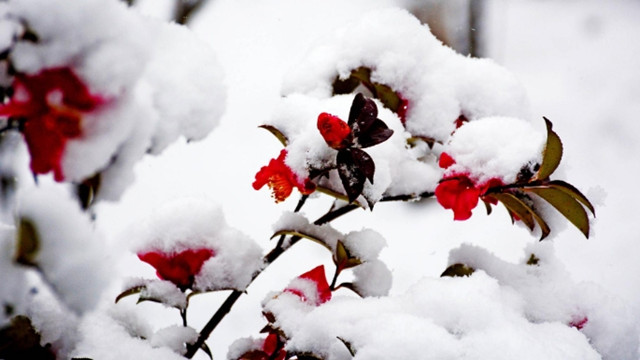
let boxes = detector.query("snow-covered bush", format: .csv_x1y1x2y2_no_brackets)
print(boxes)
0,1,635,360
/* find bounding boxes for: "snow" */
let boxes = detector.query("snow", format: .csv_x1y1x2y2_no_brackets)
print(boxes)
442,116,545,184
131,197,263,292
1,0,639,359
16,185,111,314
6,0,226,200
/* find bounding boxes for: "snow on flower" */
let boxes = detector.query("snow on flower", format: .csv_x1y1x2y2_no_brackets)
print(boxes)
229,332,286,360
281,8,530,143
3,0,226,201
0,67,105,181
132,198,262,292
138,248,215,290
253,149,315,202
263,269,602,360
267,94,440,203
447,242,639,359
435,116,546,220
435,155,503,221
441,117,545,185
284,265,332,306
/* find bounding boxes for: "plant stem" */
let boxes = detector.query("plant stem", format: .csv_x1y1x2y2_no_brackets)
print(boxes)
329,265,340,290
181,308,188,327
185,201,358,358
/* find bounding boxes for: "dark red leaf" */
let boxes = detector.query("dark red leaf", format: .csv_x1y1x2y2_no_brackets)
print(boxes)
337,148,367,203
357,118,394,148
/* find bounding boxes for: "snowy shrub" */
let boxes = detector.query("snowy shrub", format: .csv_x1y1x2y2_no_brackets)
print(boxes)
0,2,636,360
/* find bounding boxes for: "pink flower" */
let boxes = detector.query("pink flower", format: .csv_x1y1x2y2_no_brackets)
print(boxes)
435,152,503,221
317,112,352,150
137,248,215,290
0,67,104,181
284,265,332,306
253,149,315,202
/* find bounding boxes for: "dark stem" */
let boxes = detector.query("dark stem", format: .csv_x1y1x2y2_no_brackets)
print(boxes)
329,265,340,290
184,201,359,358
379,191,434,202
180,307,188,327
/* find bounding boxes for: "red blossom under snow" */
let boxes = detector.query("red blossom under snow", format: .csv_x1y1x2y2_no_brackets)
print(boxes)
137,248,215,290
435,152,503,221
0,67,104,181
285,265,332,306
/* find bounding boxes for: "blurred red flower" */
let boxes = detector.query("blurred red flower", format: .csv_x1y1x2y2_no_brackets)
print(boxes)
0,67,104,181
138,248,215,290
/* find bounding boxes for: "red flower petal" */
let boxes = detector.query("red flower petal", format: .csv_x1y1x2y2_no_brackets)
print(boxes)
138,248,215,290
285,265,332,305
435,176,480,221
253,149,315,202
438,152,456,169
317,112,352,149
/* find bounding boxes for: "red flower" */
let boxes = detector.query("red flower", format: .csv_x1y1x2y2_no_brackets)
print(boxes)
253,149,315,202
317,112,352,150
285,265,332,306
436,176,481,221
137,248,215,290
435,152,503,221
0,67,104,181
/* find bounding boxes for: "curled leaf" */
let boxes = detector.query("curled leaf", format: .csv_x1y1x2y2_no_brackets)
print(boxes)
258,125,288,147
534,117,563,180
333,240,362,272
441,263,475,277
115,285,145,304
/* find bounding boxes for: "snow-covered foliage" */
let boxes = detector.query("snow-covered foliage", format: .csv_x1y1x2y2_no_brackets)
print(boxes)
0,1,636,360
1,0,225,200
